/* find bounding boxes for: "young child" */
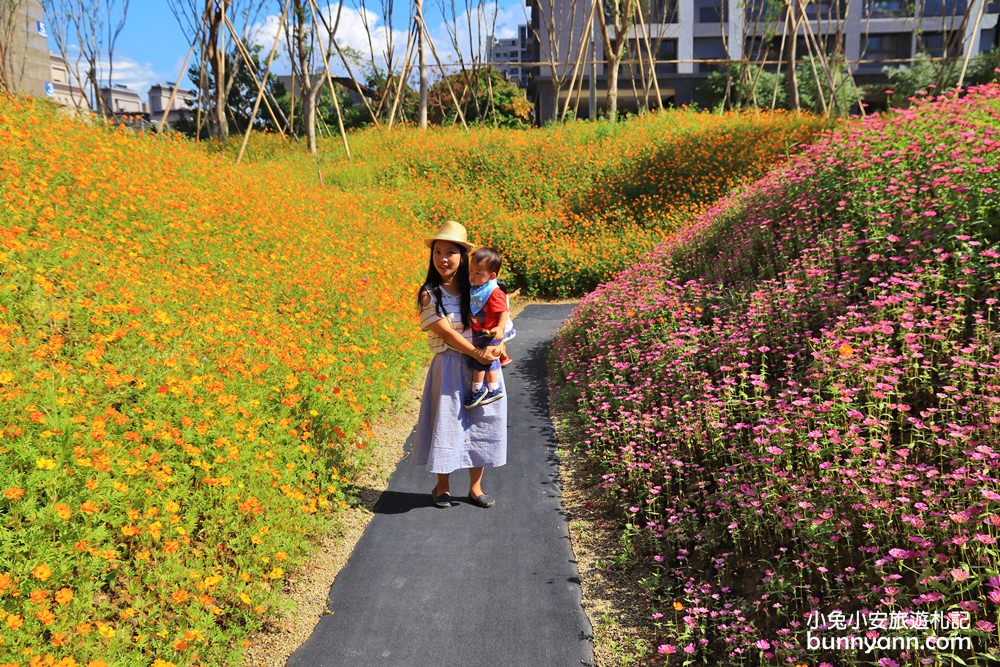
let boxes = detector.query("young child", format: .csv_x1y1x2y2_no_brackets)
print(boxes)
465,247,510,408
496,279,518,367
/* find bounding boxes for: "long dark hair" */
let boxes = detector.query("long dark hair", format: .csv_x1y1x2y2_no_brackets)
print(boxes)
417,241,472,330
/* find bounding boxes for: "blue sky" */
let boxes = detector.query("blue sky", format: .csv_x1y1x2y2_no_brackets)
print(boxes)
48,1,528,97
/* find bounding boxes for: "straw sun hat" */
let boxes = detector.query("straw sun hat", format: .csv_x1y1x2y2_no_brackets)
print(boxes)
424,220,475,252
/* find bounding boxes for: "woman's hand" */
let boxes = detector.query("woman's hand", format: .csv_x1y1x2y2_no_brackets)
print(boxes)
476,346,501,363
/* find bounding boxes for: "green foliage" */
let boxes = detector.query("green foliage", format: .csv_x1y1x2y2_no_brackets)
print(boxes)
696,58,860,115
883,49,1000,107
794,57,861,115
427,67,533,128
696,64,787,110
173,46,286,138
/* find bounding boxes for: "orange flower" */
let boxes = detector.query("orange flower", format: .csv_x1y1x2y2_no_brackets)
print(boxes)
79,499,99,514
31,564,52,581
2,486,25,501
838,343,854,358
36,607,55,625
170,589,189,604
55,587,73,605
6,613,23,629
54,503,71,519
0,573,11,592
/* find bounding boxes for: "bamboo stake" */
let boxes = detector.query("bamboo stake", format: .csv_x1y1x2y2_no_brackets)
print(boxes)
388,23,418,129
222,12,288,134
158,38,198,133
307,0,352,159
957,0,987,87
634,0,664,111
560,0,598,122
310,0,381,126
237,0,291,164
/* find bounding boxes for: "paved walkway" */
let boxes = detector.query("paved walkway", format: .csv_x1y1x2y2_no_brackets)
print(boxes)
288,303,593,667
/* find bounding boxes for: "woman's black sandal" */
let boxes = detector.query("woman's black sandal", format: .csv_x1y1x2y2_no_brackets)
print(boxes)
468,492,495,508
431,489,453,508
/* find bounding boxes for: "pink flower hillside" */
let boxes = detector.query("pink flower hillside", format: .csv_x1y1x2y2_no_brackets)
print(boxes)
551,84,1000,665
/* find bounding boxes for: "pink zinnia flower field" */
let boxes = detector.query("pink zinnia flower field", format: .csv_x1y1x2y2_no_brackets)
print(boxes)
551,84,999,664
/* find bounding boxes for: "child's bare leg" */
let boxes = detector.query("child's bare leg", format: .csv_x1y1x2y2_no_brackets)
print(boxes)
485,369,498,386
472,369,486,387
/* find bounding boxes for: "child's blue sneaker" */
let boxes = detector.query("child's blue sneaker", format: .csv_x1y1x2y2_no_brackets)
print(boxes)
479,387,505,406
464,385,488,409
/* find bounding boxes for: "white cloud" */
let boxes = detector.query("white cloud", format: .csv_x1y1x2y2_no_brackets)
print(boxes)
53,44,163,98
249,3,410,78
247,1,529,81
103,56,160,96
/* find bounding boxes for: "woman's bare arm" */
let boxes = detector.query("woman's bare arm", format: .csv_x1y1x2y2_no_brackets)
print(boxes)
420,291,500,362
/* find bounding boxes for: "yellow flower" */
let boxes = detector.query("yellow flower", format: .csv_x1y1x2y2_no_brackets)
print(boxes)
36,457,57,470
673,601,684,611
838,343,854,358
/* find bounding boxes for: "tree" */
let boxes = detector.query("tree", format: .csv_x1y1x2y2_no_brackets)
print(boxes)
427,66,532,127
530,0,593,122
286,0,332,152
1,0,21,93
596,0,637,120
174,44,286,138
166,0,267,139
43,0,130,116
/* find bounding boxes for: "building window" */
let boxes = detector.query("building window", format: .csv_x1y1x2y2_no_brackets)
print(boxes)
921,0,967,15
917,31,962,57
745,0,785,23
655,39,678,74
862,32,912,69
694,37,728,71
644,0,678,23
696,0,728,22
804,0,848,19
864,0,912,17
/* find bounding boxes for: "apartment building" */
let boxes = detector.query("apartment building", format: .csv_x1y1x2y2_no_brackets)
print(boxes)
489,35,525,83
100,84,145,115
148,82,197,125
525,0,1000,121
48,53,89,110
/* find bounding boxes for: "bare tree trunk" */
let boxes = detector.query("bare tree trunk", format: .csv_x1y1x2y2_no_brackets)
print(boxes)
1,0,22,92
784,0,800,110
202,0,229,138
44,0,129,116
597,0,636,121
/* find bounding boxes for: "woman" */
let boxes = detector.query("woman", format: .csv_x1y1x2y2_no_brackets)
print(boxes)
410,221,506,508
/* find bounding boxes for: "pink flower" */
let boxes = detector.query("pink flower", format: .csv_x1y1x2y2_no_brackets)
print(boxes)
950,568,969,582
658,644,676,654
755,639,771,650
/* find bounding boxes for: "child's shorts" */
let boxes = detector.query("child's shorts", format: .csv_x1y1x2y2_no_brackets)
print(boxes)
469,331,502,372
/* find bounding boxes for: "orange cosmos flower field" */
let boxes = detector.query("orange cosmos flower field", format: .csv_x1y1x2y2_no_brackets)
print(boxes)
0,94,822,665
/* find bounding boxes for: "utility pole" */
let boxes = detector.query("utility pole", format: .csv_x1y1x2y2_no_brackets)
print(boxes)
416,0,428,128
